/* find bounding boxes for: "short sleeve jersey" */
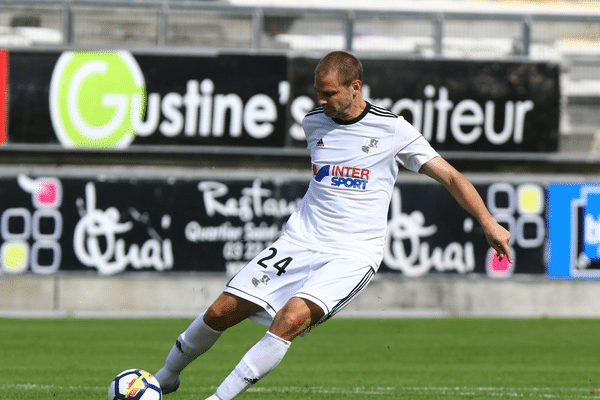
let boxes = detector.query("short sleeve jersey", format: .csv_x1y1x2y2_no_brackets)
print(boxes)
280,102,440,269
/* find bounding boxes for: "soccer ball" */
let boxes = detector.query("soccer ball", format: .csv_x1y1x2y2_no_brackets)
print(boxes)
108,369,162,400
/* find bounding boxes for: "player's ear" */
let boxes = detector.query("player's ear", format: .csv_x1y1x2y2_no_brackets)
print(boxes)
352,79,362,93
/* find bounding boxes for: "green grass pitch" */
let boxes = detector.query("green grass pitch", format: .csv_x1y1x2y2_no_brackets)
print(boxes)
2,317,600,399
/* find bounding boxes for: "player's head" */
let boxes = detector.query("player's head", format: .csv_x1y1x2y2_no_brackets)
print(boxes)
314,51,365,120
315,51,363,87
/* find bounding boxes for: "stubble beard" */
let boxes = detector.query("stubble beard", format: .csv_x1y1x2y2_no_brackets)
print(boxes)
326,99,354,120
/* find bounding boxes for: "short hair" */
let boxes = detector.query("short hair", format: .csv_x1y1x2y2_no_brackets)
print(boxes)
315,51,363,87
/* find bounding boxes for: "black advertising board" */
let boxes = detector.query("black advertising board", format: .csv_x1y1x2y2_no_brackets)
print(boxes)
8,52,288,148
6,50,559,152
382,182,546,277
0,174,545,277
288,57,560,152
0,175,303,275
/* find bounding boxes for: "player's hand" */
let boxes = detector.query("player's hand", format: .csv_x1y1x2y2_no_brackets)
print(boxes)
483,221,513,264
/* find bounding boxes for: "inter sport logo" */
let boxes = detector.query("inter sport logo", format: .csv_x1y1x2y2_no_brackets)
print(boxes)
49,51,146,148
312,164,370,190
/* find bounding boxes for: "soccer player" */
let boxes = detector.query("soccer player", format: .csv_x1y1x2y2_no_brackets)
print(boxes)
154,51,512,399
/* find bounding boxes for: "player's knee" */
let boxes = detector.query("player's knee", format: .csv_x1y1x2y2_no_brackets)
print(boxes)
203,305,232,331
204,293,260,331
270,305,323,341
269,315,307,341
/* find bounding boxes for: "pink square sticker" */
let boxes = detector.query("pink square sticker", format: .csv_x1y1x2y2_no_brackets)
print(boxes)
486,247,514,278
34,179,62,208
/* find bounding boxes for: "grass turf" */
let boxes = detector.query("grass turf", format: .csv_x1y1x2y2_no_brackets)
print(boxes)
1,317,600,399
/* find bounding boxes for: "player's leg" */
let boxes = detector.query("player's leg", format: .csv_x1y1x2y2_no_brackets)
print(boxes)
201,238,316,399
205,253,375,399
207,297,324,400
268,296,325,341
155,292,262,394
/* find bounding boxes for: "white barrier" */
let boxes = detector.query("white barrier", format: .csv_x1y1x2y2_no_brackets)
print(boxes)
3,273,600,318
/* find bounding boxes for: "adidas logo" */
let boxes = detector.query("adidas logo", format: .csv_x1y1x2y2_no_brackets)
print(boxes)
316,138,324,147
244,377,260,385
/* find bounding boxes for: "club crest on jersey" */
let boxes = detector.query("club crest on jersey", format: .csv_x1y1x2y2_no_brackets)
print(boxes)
252,271,270,288
362,138,378,154
312,164,370,190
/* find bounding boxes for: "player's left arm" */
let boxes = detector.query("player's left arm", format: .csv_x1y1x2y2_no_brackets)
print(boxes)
419,156,513,264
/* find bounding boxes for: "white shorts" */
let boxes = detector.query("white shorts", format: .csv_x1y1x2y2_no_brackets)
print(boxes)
225,237,375,327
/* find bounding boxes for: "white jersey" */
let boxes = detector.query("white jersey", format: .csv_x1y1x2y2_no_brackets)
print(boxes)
280,102,440,269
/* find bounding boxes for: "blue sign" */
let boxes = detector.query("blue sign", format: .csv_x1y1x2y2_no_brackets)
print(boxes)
547,183,600,278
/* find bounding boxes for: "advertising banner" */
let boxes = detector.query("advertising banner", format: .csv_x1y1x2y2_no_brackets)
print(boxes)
382,182,546,277
547,183,600,279
9,52,288,148
288,57,560,152
0,174,545,277
6,51,559,152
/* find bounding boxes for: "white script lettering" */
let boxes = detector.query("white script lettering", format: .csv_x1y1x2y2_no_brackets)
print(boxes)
198,179,301,222
73,182,174,275
383,187,475,277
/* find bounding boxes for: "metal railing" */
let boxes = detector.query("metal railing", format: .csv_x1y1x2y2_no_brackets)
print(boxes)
1,0,599,58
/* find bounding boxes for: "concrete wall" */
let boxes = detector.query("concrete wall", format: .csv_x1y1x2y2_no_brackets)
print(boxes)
2,273,600,318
